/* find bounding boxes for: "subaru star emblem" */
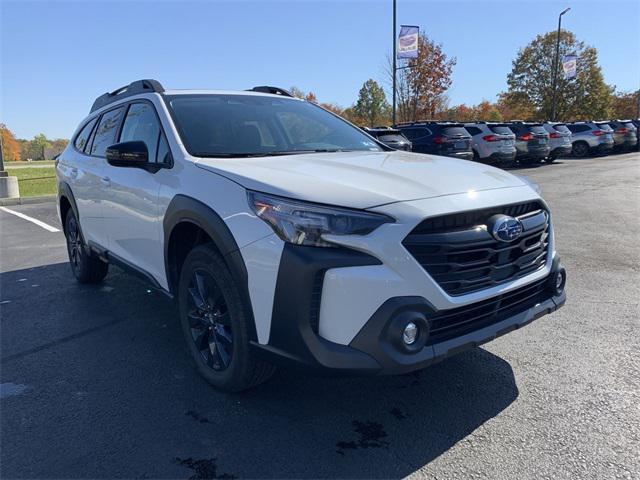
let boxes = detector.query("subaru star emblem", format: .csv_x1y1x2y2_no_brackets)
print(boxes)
490,215,523,242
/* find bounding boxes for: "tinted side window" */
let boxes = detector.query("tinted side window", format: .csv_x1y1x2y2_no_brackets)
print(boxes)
568,124,589,133
465,126,482,136
91,107,125,157
74,118,97,152
119,103,161,163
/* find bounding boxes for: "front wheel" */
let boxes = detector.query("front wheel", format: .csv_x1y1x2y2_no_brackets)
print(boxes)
64,210,108,284
178,244,275,392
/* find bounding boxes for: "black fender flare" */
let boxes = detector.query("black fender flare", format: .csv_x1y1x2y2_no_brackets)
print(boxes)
163,194,258,342
57,181,80,233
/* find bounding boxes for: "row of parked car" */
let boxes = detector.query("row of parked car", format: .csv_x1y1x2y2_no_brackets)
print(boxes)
362,119,639,166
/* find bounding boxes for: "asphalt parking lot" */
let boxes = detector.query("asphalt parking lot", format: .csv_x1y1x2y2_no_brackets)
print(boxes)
1,152,639,479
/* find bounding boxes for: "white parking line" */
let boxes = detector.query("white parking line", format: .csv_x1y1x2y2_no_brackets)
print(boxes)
0,206,60,233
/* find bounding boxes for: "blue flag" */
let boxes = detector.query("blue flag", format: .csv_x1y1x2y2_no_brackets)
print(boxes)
397,25,419,59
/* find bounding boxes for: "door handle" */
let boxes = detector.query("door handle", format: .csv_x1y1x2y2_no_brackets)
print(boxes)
100,176,111,186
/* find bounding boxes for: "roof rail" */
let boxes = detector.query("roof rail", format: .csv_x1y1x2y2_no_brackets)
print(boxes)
90,79,164,113
249,86,294,97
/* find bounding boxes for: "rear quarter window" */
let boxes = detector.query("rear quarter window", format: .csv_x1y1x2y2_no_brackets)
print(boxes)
74,118,97,153
567,125,590,133
465,126,482,136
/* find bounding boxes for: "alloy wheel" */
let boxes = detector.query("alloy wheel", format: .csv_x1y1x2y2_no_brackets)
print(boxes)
67,215,82,270
187,270,234,371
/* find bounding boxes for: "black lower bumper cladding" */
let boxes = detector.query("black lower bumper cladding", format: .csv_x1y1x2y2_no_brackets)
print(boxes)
252,244,566,376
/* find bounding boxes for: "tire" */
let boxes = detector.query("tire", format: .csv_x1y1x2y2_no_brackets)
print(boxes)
64,210,109,284
178,244,275,392
545,155,557,164
572,141,589,158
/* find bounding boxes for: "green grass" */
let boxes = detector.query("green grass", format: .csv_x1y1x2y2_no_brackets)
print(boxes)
6,166,57,197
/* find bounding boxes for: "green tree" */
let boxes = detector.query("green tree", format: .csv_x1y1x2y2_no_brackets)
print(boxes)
506,30,612,121
611,89,640,119
353,79,390,126
21,134,50,160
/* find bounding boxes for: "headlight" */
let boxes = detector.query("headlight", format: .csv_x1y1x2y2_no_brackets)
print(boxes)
516,174,541,194
247,191,394,247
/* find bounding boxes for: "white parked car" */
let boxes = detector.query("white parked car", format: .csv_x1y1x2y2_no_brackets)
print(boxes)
56,80,566,392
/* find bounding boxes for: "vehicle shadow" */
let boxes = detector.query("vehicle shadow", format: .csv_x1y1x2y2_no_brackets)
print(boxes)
1,262,519,479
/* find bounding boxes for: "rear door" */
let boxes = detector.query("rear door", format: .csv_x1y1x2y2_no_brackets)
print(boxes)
67,107,125,248
101,101,171,283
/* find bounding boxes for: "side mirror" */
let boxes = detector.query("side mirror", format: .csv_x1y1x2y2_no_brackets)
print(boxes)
106,141,148,168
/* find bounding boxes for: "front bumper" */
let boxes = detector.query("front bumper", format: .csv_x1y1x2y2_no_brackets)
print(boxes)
252,243,566,375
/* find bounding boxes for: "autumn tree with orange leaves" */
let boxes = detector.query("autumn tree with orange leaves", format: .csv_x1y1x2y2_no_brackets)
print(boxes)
0,124,22,161
392,33,456,123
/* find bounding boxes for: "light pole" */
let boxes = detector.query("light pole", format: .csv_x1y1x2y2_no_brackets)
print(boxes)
392,0,397,126
551,7,571,121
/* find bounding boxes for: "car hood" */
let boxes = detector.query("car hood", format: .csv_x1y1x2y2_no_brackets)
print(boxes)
195,150,526,209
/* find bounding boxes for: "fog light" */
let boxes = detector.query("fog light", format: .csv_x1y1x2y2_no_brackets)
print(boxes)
403,322,418,345
551,267,566,295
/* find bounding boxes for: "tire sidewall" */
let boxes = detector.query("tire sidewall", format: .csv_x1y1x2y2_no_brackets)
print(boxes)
178,245,252,391
65,210,84,278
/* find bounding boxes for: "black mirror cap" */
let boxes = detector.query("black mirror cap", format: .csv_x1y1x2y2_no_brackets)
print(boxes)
106,141,149,167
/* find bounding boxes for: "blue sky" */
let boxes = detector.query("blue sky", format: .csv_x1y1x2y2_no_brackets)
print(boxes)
1,0,639,139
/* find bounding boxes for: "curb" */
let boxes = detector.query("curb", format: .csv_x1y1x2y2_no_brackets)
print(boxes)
0,195,57,206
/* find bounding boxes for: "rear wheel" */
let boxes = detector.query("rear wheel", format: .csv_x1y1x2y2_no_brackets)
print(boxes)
545,154,557,164
178,244,275,392
64,210,108,284
572,141,590,158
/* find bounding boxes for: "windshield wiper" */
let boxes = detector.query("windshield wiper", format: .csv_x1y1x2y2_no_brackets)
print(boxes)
192,149,355,158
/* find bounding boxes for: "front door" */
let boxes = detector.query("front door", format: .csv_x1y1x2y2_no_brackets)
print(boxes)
101,101,170,284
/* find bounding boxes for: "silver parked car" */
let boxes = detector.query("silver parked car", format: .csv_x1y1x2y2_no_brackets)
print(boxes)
464,122,516,166
603,120,638,151
542,122,573,163
566,122,614,157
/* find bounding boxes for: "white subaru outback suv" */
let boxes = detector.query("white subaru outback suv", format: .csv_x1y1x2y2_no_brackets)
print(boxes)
57,79,566,392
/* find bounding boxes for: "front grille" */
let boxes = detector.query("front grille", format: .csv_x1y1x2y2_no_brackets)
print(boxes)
427,277,550,345
403,201,549,296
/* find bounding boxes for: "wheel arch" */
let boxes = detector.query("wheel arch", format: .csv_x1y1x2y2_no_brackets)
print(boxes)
163,194,258,342
57,181,80,234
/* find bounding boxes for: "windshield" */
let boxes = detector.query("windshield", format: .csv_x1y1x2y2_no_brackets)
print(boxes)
166,94,382,157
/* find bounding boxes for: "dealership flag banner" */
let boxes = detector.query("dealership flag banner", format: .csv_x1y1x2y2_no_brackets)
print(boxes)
397,25,419,59
562,55,577,79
